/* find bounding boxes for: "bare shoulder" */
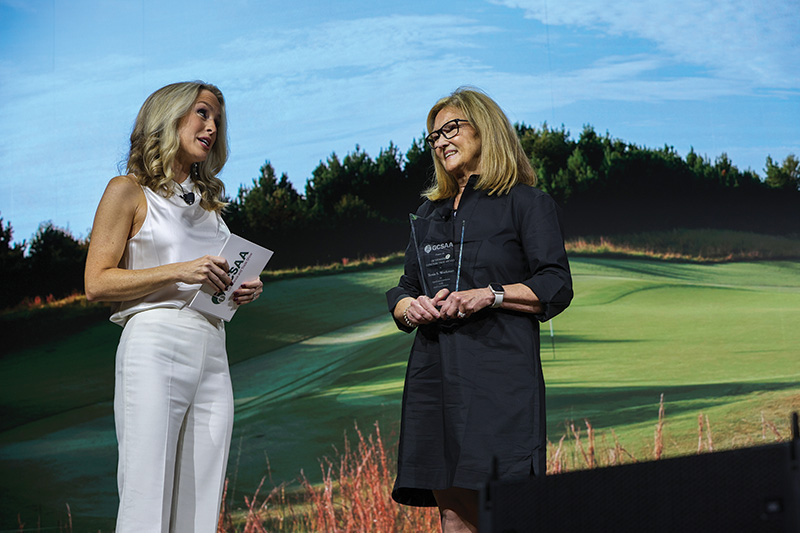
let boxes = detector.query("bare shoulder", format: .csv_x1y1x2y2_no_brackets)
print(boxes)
105,174,142,196
92,174,146,232
99,174,145,210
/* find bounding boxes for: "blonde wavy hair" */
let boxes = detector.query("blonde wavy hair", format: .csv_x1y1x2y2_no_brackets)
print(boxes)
126,81,228,212
424,87,536,201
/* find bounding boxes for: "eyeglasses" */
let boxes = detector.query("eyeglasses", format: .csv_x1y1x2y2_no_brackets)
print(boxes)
425,119,469,148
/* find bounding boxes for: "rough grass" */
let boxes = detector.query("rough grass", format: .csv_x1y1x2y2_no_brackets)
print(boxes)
218,422,440,533
216,398,794,533
566,229,800,262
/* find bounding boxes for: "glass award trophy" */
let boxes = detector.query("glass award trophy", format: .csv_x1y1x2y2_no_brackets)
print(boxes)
409,213,466,298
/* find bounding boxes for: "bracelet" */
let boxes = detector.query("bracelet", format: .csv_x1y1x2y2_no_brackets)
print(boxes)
403,305,414,328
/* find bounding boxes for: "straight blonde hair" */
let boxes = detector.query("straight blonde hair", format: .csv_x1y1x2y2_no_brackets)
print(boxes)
424,87,536,201
127,81,228,212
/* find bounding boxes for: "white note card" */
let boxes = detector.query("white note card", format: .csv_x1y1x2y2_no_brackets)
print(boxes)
188,234,273,321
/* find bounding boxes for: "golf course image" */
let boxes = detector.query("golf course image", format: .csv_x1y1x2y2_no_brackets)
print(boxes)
2,253,799,531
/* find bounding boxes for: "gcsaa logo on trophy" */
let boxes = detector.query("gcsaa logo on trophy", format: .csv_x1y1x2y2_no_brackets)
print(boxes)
211,250,252,305
424,242,453,255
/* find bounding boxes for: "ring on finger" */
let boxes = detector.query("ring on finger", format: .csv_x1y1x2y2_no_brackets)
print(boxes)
457,311,466,319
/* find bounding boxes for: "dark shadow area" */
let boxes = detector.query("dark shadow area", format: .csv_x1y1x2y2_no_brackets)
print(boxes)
563,187,800,238
0,303,113,357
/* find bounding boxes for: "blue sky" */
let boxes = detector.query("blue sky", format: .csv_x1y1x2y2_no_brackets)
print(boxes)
1,0,798,245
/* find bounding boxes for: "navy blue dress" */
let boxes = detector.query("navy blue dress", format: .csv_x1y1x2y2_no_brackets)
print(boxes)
386,177,573,506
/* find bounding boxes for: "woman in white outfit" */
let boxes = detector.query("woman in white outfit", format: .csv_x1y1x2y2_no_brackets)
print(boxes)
85,81,263,532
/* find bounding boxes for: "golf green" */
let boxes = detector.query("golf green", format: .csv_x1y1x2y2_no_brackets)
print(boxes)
1,258,798,530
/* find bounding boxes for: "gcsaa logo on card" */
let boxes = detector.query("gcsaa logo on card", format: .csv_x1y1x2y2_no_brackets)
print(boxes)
211,250,251,305
211,292,226,304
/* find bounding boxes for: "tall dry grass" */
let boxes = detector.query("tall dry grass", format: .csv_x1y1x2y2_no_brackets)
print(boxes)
219,422,439,532
221,396,792,532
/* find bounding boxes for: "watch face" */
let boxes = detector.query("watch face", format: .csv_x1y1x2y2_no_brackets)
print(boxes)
490,283,504,293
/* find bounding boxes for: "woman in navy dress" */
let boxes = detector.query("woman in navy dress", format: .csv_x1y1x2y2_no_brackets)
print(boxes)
386,87,573,532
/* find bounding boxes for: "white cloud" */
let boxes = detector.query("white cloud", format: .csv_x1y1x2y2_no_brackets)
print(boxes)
220,15,492,75
491,0,800,88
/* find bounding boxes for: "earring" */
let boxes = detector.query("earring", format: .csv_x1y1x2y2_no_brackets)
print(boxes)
192,162,200,179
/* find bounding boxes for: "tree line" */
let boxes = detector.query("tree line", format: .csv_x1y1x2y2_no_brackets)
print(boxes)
2,124,798,310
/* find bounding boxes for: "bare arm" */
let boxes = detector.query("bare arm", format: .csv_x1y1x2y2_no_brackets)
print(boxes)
84,176,232,302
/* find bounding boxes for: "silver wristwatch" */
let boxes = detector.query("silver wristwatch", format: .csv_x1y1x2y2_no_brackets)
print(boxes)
489,283,504,308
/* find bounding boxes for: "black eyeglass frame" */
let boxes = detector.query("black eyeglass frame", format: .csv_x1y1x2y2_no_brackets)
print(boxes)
425,118,470,148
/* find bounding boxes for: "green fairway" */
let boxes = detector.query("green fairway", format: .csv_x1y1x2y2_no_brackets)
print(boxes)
1,258,799,530
545,259,800,457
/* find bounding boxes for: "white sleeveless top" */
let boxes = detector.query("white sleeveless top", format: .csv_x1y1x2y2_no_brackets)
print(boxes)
110,177,230,326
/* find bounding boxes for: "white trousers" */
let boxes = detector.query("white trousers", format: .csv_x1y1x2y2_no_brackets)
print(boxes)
114,307,234,533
